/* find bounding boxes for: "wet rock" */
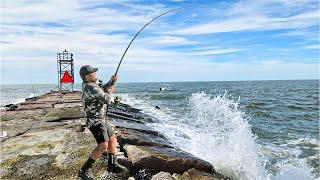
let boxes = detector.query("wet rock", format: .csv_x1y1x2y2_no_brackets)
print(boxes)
8,104,19,111
124,145,215,175
128,107,142,113
116,104,142,114
109,107,135,118
151,171,173,180
25,97,38,101
3,103,13,108
117,128,173,148
108,112,144,124
116,156,132,171
109,107,153,123
112,120,166,138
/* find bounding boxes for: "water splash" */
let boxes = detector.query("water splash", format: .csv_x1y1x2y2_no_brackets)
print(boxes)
119,91,317,179
183,92,267,179
121,92,267,179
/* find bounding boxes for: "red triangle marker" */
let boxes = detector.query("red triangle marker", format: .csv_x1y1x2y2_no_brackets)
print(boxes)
60,71,74,83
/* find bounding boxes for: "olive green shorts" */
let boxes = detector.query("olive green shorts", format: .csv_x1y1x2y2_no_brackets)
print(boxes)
89,123,114,144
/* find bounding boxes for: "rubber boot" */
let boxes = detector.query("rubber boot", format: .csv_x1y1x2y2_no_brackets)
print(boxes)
78,157,95,180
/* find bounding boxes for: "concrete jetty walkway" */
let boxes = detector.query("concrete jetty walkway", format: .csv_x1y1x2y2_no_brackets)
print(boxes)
0,91,227,180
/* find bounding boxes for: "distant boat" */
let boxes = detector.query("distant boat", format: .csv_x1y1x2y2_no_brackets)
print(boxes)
160,84,176,92
160,84,169,91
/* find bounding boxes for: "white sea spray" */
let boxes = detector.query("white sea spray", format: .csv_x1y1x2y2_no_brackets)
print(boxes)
120,91,318,180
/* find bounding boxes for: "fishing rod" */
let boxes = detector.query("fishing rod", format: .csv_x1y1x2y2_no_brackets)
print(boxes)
114,5,195,76
107,5,198,115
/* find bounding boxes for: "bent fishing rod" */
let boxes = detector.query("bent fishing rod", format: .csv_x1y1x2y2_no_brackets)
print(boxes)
114,5,195,76
106,6,196,115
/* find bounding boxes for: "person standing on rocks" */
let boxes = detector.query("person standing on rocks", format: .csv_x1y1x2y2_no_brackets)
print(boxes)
78,65,126,179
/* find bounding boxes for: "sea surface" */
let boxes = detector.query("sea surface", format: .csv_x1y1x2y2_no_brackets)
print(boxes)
1,80,319,179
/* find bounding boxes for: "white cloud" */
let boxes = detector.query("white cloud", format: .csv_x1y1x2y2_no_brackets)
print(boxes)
305,44,319,49
170,0,318,35
0,0,318,84
190,48,245,55
137,36,198,46
172,10,318,35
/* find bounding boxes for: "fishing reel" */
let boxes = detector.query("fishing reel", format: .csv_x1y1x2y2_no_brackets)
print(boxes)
97,79,104,88
114,96,122,107
98,79,112,93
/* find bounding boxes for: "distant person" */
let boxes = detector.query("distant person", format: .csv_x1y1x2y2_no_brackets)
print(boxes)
78,65,126,179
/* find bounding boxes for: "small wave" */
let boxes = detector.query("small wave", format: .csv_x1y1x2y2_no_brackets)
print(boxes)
287,105,308,111
270,162,316,180
12,98,26,104
1,93,36,107
14,93,36,104
262,141,318,180
287,138,319,146
148,93,185,101
250,102,268,106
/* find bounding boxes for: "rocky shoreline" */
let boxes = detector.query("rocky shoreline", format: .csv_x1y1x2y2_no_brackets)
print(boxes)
0,91,228,180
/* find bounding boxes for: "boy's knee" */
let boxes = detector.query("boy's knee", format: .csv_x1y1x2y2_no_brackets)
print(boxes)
109,135,117,144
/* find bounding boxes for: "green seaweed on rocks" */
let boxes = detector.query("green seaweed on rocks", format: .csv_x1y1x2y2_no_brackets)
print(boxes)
36,141,56,149
0,114,15,121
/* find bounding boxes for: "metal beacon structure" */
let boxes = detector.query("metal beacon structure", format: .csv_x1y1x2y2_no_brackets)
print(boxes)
57,49,74,91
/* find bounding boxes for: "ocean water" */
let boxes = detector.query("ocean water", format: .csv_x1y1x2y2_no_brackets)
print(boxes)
1,80,319,179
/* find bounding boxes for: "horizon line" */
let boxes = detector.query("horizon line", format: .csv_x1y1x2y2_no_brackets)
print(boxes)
1,78,319,86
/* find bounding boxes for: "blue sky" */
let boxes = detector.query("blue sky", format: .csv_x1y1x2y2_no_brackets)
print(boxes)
0,0,319,84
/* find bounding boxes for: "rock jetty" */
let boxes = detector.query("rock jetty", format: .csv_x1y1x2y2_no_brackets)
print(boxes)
0,91,228,180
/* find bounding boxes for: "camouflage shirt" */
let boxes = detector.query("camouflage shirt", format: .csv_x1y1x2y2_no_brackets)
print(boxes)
82,80,114,128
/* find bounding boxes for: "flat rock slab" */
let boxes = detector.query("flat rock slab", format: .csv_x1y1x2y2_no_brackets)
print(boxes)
108,112,144,124
109,108,136,118
43,107,85,121
112,119,164,137
124,145,215,175
1,109,45,121
117,128,173,148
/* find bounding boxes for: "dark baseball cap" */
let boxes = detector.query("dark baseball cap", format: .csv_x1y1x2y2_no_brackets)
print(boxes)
79,65,98,77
